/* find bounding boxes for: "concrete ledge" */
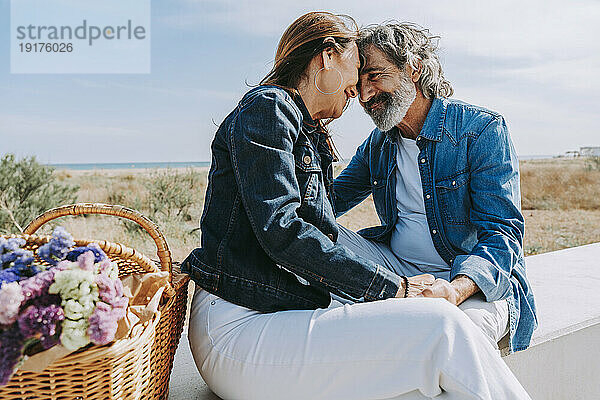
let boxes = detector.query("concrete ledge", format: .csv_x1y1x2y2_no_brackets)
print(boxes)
502,243,600,399
169,243,600,399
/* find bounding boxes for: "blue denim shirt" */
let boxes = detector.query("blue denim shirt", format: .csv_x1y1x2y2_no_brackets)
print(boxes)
182,85,402,313
334,97,538,353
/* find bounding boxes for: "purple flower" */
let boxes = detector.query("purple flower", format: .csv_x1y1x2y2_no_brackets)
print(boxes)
0,324,25,386
66,243,107,264
18,304,65,349
76,251,96,272
0,282,24,325
87,302,119,345
87,273,128,346
20,269,57,301
95,273,124,304
37,227,75,266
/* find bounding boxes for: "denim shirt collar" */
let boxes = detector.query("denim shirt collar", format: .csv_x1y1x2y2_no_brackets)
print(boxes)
383,97,447,144
418,97,447,142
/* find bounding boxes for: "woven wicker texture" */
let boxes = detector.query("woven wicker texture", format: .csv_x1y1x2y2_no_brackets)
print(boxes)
0,203,190,400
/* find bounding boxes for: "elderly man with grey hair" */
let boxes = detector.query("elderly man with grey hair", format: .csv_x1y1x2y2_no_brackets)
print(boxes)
333,22,537,355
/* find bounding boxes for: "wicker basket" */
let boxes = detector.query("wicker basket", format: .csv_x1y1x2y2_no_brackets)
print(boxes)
0,203,190,400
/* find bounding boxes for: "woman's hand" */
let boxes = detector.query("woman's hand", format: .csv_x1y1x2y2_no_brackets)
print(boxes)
395,274,435,298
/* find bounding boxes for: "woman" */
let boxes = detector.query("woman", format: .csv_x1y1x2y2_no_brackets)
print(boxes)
182,12,530,400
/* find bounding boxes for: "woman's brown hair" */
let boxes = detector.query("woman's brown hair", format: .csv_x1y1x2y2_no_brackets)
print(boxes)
260,12,359,161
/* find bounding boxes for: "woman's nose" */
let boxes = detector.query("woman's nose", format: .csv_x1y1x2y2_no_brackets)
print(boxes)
346,86,358,98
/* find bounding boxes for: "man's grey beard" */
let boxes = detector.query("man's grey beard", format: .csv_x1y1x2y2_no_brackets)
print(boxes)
363,74,416,132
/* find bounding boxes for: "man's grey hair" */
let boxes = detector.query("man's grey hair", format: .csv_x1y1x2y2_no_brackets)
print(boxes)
358,22,453,99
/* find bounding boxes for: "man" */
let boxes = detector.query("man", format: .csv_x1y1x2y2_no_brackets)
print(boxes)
333,22,537,353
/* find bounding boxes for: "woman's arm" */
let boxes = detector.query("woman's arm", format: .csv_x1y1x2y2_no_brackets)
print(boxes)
229,89,401,302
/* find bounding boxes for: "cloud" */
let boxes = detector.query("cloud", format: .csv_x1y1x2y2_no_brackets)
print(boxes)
159,0,600,94
71,78,241,101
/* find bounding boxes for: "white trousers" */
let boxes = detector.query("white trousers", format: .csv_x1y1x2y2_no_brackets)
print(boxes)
188,286,531,400
334,224,510,349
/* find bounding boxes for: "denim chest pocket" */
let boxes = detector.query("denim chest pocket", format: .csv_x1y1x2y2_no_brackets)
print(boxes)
435,171,471,225
293,144,322,204
370,177,388,222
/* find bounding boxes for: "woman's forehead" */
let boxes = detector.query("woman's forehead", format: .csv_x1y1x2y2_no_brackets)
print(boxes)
340,42,360,68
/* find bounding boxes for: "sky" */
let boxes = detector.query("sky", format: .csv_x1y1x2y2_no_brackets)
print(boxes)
1,0,599,164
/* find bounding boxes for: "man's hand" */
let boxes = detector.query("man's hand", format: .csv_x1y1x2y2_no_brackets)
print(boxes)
419,275,480,305
395,274,435,298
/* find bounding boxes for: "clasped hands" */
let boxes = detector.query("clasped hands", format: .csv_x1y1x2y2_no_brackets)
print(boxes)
396,274,464,306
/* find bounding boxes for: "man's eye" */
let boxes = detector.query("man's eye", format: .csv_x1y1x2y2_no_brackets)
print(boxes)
368,73,381,81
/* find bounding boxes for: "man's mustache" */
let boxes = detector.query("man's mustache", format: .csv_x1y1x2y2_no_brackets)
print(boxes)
363,92,392,111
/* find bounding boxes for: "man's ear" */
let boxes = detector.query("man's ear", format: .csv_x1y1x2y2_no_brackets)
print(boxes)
409,60,423,82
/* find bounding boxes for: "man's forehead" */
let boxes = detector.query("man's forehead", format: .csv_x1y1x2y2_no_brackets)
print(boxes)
360,45,395,73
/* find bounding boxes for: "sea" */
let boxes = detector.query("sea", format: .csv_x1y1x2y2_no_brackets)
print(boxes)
50,161,211,170
49,155,555,171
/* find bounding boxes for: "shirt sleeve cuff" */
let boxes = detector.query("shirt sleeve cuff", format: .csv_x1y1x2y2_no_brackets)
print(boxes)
364,265,402,301
451,254,512,301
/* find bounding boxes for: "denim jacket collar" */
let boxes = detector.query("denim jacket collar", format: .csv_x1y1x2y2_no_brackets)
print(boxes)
288,90,319,131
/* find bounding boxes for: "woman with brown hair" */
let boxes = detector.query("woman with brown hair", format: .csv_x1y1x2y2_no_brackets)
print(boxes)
182,11,529,400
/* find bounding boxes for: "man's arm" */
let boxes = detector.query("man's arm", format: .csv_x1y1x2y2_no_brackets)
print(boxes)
421,115,524,305
332,137,373,217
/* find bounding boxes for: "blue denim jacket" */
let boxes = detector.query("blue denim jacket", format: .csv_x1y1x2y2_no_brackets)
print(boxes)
334,97,537,352
182,85,402,313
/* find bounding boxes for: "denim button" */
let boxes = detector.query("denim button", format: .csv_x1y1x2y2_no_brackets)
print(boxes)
426,194,431,199
432,229,437,234
452,180,456,186
303,155,312,164
327,233,335,241
420,158,426,163
210,300,216,305
373,180,378,185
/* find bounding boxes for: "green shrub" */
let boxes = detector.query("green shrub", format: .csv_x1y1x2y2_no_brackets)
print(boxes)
586,156,600,171
147,168,204,222
0,154,79,233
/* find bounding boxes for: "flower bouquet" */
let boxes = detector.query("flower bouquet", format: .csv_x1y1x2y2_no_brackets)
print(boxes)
0,203,189,400
0,227,129,386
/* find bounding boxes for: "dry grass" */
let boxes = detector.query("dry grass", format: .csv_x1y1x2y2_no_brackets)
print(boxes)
45,168,206,262
521,158,600,210
43,158,600,264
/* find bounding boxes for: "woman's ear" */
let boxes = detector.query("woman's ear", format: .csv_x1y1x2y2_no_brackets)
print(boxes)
321,37,336,70
321,49,332,69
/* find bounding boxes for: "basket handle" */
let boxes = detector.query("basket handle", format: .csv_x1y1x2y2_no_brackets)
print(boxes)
24,203,173,275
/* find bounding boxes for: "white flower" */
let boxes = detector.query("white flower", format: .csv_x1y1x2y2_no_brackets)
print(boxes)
60,318,90,351
0,282,24,325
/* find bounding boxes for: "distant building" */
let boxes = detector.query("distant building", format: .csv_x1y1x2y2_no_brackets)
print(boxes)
580,147,600,157
564,150,580,158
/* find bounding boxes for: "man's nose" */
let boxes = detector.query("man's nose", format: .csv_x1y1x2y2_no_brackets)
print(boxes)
359,81,376,104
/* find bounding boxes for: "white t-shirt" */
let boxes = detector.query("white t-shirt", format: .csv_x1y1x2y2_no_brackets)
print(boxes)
389,135,449,273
